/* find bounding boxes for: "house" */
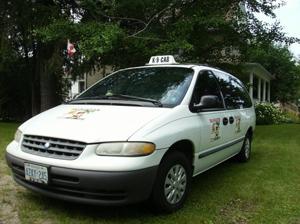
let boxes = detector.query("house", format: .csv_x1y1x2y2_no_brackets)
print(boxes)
69,66,113,99
242,63,275,103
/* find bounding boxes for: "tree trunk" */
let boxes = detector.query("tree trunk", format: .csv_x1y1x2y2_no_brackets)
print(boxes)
31,45,41,116
40,60,57,112
38,43,62,112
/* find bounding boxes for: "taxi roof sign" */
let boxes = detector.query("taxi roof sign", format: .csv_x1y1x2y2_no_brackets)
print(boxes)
148,55,177,65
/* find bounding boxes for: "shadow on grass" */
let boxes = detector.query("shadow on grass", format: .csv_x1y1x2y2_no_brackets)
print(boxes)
19,158,245,221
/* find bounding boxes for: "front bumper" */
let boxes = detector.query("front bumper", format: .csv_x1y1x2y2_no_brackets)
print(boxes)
6,152,158,205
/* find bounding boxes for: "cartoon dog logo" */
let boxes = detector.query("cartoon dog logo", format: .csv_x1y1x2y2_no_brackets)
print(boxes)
63,108,100,120
210,118,221,141
235,116,241,133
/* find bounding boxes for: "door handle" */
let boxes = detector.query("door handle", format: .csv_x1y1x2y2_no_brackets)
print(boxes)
223,117,228,125
229,116,234,124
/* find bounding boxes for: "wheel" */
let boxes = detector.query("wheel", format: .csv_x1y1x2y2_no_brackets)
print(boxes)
235,134,252,162
150,150,192,213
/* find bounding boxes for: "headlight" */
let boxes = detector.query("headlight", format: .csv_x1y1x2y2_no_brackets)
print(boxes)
14,129,23,143
95,142,155,156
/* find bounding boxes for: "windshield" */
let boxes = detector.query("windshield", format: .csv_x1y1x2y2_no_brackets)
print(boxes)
76,67,194,107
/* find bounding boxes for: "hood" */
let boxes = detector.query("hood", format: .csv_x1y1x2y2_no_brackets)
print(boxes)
20,104,168,143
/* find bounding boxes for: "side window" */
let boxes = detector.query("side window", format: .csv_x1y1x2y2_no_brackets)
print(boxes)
191,70,224,109
232,79,252,108
214,71,252,109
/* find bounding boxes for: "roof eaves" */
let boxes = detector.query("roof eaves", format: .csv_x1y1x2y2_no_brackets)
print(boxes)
243,62,275,79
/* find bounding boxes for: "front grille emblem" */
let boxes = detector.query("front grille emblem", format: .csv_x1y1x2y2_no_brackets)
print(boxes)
44,142,51,149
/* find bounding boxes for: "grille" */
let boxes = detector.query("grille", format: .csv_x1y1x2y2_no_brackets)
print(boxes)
21,135,86,160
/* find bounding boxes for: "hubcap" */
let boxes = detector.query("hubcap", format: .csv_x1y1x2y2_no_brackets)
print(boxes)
164,164,187,204
244,138,251,159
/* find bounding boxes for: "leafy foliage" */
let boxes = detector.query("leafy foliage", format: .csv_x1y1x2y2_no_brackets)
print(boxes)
51,0,297,68
0,0,299,120
255,102,289,125
37,21,123,60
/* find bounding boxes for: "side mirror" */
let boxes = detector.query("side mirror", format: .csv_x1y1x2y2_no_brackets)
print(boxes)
192,95,220,112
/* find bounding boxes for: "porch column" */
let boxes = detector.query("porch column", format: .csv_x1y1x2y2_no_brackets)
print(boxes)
263,79,266,102
249,72,254,100
268,81,271,102
258,78,261,102
84,73,87,90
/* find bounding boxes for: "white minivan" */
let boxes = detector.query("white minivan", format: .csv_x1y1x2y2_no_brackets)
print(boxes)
6,56,255,212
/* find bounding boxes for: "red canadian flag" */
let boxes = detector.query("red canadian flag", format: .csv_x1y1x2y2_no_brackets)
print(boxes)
67,39,76,57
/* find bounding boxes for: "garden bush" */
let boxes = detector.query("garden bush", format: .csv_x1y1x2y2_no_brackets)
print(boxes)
255,103,289,125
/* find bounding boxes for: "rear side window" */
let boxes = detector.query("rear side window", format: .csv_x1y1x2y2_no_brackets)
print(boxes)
191,70,224,109
213,71,252,109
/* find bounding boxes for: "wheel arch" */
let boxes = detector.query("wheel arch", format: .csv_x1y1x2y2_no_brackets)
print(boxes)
160,139,195,169
246,126,254,140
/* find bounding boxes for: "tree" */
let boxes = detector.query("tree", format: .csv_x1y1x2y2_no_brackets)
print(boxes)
0,0,298,120
1,0,64,116
35,0,296,68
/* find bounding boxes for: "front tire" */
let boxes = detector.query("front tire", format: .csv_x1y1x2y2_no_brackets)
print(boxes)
235,134,252,162
150,151,192,213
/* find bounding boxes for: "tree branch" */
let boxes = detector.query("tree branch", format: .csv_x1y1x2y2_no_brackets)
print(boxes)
127,2,175,38
96,10,147,26
128,35,167,41
71,0,147,26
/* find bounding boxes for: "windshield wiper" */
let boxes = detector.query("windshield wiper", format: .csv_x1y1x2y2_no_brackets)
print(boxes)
67,95,163,107
69,96,108,101
108,94,163,107
66,96,109,104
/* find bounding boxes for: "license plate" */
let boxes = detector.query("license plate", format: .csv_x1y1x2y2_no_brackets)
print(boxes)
24,163,48,184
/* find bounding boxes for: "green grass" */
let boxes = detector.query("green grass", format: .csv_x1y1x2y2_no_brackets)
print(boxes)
0,123,300,224
0,122,19,176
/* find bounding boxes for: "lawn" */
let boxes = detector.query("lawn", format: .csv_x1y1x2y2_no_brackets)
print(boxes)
0,123,299,224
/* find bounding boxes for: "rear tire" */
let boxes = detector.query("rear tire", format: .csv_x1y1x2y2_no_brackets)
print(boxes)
150,150,192,213
235,134,252,162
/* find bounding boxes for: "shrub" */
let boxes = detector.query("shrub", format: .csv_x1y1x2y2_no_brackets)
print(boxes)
284,110,300,124
255,103,289,125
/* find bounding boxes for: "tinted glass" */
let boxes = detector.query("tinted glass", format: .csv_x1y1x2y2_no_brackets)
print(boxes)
191,70,224,109
214,71,252,109
78,67,194,107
